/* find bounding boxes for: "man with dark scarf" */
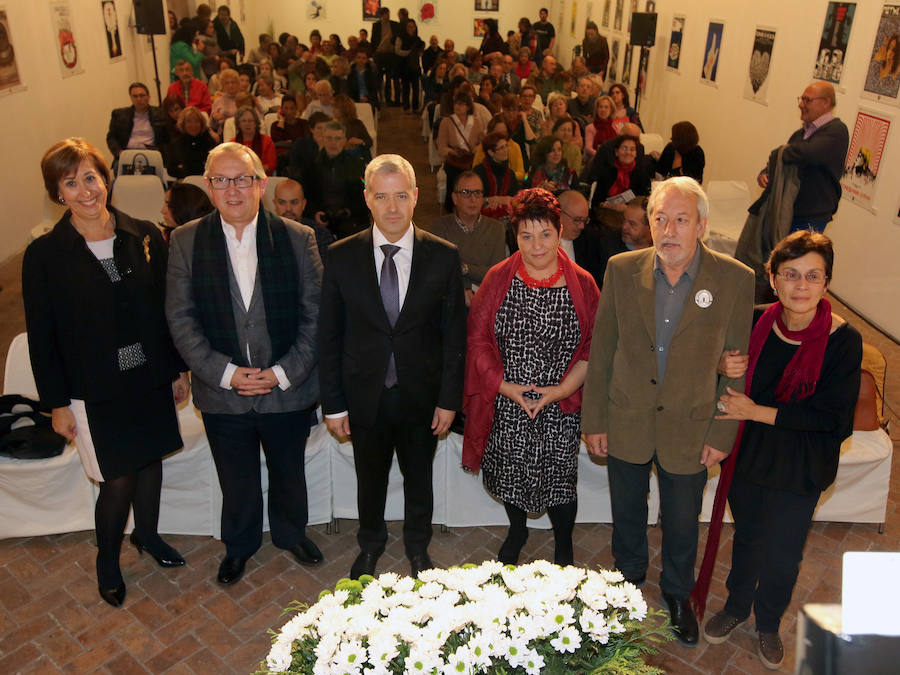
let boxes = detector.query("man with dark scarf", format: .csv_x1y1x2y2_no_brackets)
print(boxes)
166,143,324,586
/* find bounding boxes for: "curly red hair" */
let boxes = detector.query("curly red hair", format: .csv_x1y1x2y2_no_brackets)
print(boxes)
509,187,561,233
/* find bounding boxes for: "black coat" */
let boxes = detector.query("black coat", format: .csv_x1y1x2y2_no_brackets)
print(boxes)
22,209,183,409
349,62,380,107
166,130,218,178
106,106,170,158
657,143,706,183
588,155,654,211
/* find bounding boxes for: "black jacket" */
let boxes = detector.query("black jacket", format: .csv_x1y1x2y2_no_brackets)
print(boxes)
22,209,183,409
588,155,654,211
349,62,380,106
106,106,170,158
657,143,706,184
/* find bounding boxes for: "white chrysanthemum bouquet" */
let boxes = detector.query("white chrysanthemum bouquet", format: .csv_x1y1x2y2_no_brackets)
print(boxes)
259,560,671,674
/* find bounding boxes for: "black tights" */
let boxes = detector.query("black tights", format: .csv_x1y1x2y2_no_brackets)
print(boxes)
501,500,578,566
94,460,163,586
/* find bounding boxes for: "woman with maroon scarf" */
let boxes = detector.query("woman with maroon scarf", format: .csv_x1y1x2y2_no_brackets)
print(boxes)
230,106,277,175
462,189,599,567
474,131,520,220
583,95,617,165
589,134,651,228
694,231,862,671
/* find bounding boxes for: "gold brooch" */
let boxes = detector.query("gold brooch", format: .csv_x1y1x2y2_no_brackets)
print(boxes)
143,235,151,263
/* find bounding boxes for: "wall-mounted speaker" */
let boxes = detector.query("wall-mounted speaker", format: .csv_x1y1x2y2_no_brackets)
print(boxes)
630,13,657,47
133,0,166,35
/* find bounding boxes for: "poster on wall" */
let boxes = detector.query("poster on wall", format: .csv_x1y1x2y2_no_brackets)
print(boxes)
667,15,685,71
49,1,83,78
363,0,381,21
570,1,578,37
614,0,624,32
418,1,436,22
744,27,776,105
602,0,611,29
841,110,891,213
101,1,123,61
609,38,620,81
645,1,655,11
862,4,900,104
813,2,855,85
473,18,488,38
622,42,633,84
307,0,325,20
700,20,724,86
474,0,498,10
637,46,650,104
0,8,23,94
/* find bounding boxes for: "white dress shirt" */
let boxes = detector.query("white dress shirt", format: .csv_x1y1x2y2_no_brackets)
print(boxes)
559,237,576,262
217,215,290,391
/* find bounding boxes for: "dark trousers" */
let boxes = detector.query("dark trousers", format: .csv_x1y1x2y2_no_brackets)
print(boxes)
607,453,707,598
349,387,438,558
374,52,399,103
203,408,312,559
398,67,420,110
724,470,820,633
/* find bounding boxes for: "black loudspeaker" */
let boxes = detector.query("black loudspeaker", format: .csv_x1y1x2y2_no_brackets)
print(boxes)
630,13,657,47
133,0,166,35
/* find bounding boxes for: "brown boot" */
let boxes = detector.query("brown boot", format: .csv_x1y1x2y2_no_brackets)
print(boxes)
757,631,783,670
702,610,744,644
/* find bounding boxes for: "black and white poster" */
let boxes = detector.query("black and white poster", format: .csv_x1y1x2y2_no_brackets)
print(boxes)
622,42,633,84
744,27,775,105
101,1,122,61
609,38,619,81
813,2,855,85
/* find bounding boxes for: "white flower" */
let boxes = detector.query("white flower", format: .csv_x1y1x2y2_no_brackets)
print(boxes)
378,572,400,589
441,645,474,674
332,639,367,673
546,602,576,630
504,637,531,669
600,569,625,584
418,581,444,599
265,641,292,672
508,612,539,642
404,646,442,674
394,576,416,593
466,632,494,669
522,648,546,675
550,625,582,653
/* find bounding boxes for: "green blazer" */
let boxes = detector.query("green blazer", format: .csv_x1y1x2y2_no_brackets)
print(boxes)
582,244,754,475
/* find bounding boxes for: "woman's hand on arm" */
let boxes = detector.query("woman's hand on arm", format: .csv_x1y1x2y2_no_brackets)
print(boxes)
51,407,77,441
715,386,778,425
172,372,191,403
717,349,749,378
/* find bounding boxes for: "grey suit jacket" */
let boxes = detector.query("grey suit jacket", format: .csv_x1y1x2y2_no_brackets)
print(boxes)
582,244,754,474
166,209,323,415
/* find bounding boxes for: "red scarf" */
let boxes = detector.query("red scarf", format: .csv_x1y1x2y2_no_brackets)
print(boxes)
591,118,616,150
608,160,634,197
690,298,832,621
481,158,513,219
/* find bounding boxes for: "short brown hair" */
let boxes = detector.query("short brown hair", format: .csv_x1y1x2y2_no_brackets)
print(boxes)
670,121,699,156
41,138,111,203
766,230,834,280
176,106,208,134
482,131,507,153
509,187,561,234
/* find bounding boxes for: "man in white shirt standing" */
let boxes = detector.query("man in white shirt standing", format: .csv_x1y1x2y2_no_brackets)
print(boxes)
166,143,324,586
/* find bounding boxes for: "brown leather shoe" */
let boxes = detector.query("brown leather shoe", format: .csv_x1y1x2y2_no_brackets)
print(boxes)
757,631,783,670
702,610,744,644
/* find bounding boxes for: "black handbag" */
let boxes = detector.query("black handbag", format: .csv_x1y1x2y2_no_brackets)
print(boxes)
0,395,66,460
120,152,157,176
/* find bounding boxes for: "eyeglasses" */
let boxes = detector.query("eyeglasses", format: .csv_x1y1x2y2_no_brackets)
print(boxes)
776,269,828,284
562,209,589,225
454,189,484,198
797,96,827,104
208,175,258,190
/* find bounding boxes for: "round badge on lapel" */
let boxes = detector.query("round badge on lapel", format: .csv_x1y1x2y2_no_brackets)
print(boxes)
695,289,713,308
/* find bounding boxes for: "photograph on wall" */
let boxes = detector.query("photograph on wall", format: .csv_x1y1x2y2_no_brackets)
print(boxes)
0,9,22,93
614,0,624,32
100,0,122,61
570,1,577,37
862,4,900,103
49,0,83,78
418,1,436,22
637,46,650,101
667,15,685,71
813,2,855,85
363,0,381,21
841,110,891,213
473,18,488,38
474,0,498,11
307,0,325,20
744,27,776,105
602,0,611,29
700,20,724,86
622,42,633,84
609,39,620,81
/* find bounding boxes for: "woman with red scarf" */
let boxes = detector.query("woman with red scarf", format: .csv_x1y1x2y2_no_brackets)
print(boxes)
589,134,651,227
462,188,599,567
230,106,277,175
694,231,862,671
583,95,617,165
473,131,520,221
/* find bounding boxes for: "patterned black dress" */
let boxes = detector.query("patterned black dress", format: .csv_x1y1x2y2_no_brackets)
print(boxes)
481,278,582,513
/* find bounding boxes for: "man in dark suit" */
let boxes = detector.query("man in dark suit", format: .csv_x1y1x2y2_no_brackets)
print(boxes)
370,7,401,104
166,143,324,586
105,82,169,164
558,190,606,289
319,154,466,580
583,177,754,646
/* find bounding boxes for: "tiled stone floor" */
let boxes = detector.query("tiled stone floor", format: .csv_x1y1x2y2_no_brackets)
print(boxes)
1,107,897,674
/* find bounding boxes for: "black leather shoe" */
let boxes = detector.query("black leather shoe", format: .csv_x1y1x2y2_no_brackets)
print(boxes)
498,530,529,565
409,552,433,578
99,581,126,608
130,532,186,568
350,551,379,579
287,538,324,566
663,593,699,647
216,556,246,585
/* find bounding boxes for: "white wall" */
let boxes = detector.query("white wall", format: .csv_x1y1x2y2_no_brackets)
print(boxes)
0,0,164,262
556,0,900,341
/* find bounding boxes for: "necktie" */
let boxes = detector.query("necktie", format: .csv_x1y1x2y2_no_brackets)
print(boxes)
380,244,400,387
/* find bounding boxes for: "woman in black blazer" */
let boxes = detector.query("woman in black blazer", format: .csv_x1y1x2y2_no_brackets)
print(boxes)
589,134,653,230
656,120,706,183
23,139,190,607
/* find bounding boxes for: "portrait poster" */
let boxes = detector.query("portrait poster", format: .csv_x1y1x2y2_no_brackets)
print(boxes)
418,1,436,23
602,0,611,28
100,1,122,61
667,15,685,71
609,38,620,81
0,8,23,94
571,2,578,37
307,0,325,20
363,0,381,21
622,42,633,84
473,18,488,38
614,0,624,32
862,4,900,104
841,110,891,213
49,0,82,78
744,27,776,105
474,0,498,11
700,21,724,86
813,2,855,85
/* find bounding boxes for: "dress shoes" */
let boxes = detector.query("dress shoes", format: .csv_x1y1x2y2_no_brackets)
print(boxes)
350,551,379,580
98,582,126,608
216,556,247,585
702,610,745,644
130,532,186,568
662,592,699,647
409,552,433,578
287,538,324,566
